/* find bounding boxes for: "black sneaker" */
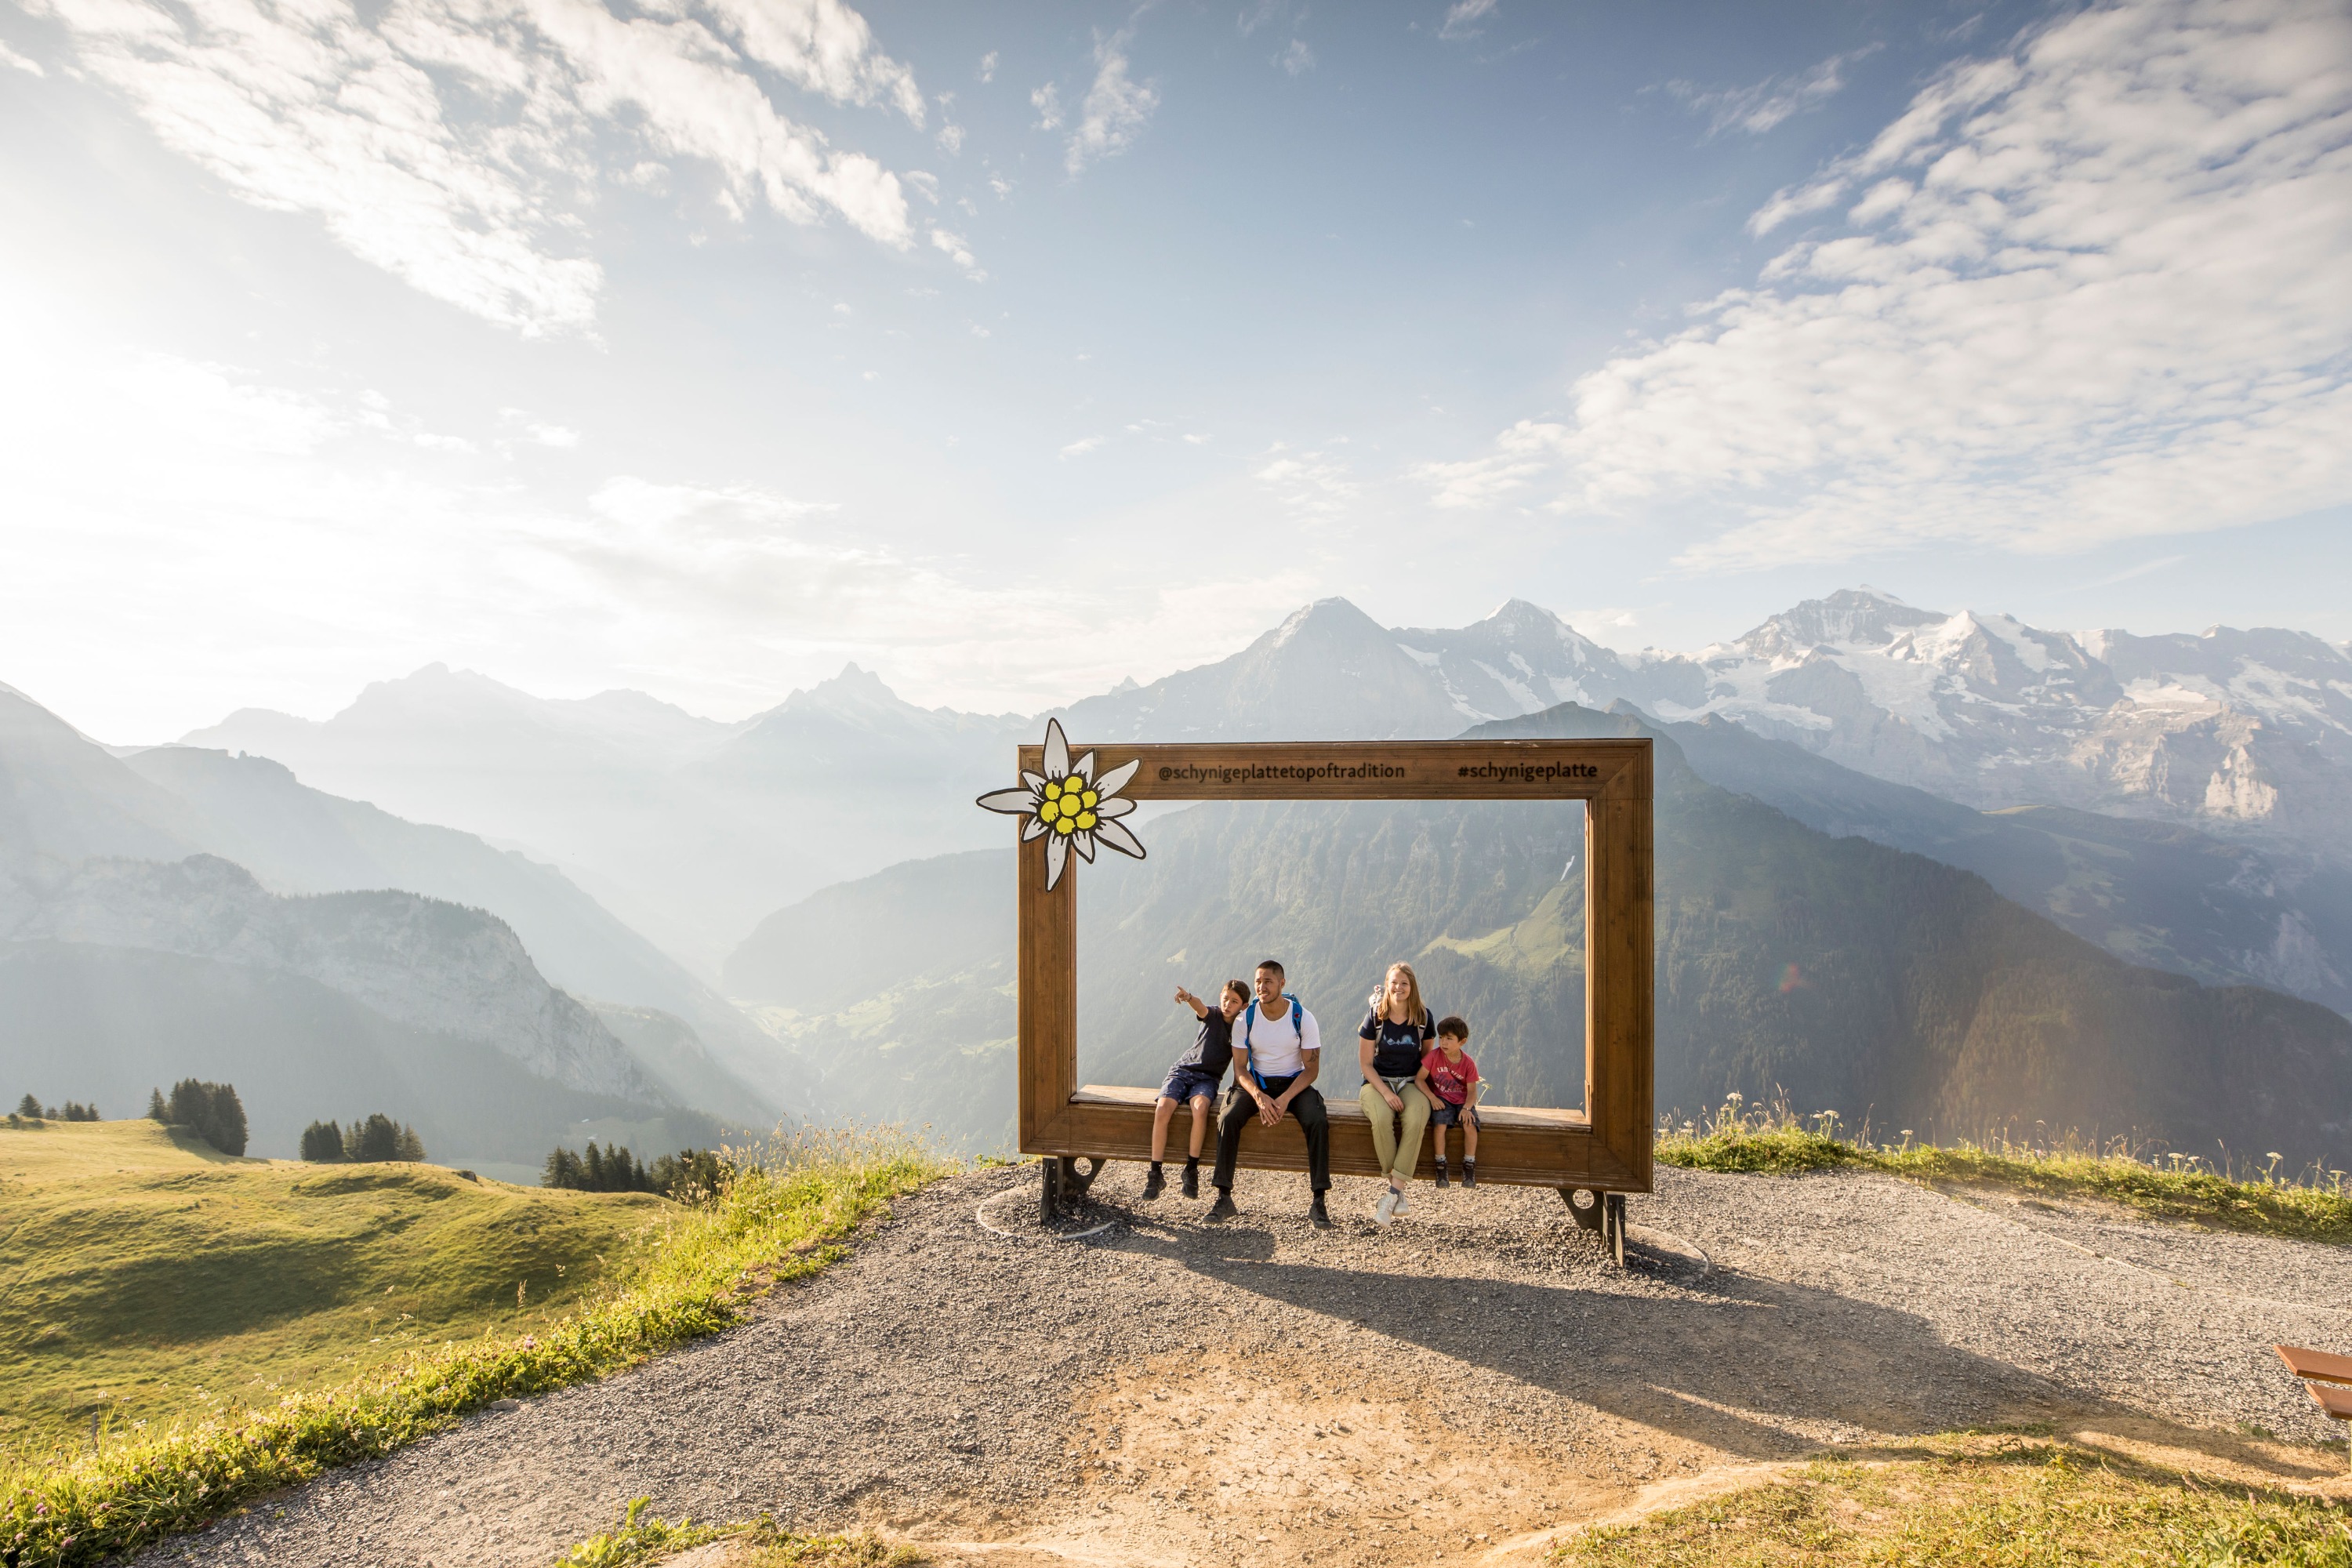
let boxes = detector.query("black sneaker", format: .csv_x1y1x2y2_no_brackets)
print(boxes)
1434,1163,1450,1189
1309,1194,1332,1227
1142,1165,1166,1200
1181,1163,1200,1200
1207,1192,1238,1221
1462,1162,1478,1189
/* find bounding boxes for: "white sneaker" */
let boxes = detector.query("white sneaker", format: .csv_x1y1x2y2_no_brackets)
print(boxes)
1374,1189,1398,1225
1389,1188,1410,1217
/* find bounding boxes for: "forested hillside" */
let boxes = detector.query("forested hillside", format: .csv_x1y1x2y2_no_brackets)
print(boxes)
732,706,2352,1162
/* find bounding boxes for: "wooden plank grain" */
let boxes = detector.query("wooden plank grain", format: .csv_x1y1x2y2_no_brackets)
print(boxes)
2278,1345,2352,1387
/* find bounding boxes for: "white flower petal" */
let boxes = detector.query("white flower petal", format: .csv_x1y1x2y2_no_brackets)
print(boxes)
1044,830,1070,888
1072,829,1097,862
975,788,1039,816
1095,797,1136,818
1093,817,1146,860
1021,815,1051,841
1044,718,1070,780
1095,757,1141,797
1021,770,1048,793
1073,749,1098,785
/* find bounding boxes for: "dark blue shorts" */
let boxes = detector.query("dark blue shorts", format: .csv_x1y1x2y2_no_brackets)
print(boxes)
1159,1065,1223,1105
1429,1100,1478,1127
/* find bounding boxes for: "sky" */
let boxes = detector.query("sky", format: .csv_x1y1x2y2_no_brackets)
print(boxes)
2,0,2348,741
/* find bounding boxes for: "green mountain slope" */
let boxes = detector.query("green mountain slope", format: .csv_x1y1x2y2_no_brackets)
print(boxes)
0,942,720,1165
728,706,2352,1163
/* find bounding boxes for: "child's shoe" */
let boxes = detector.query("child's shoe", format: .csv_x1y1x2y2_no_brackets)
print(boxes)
1434,1160,1450,1189
1462,1160,1478,1189
1142,1163,1166,1200
1181,1161,1200,1200
1374,1189,1398,1225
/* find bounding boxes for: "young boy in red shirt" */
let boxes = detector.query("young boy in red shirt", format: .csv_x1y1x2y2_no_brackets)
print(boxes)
1417,1015,1481,1189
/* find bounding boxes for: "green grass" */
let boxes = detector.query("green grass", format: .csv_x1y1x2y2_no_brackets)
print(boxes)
0,1118,668,1453
1657,1098,2352,1243
1555,1436,2352,1566
553,1497,920,1566
0,1124,949,1566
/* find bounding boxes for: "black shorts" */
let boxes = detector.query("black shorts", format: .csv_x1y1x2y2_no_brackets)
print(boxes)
1428,1100,1478,1127
1159,1065,1223,1105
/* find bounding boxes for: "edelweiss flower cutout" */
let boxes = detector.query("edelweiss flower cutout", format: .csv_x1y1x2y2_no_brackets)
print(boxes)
976,718,1145,890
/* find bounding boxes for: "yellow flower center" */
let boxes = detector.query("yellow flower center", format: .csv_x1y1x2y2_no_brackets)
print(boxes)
1077,811,1097,829
1082,789,1098,808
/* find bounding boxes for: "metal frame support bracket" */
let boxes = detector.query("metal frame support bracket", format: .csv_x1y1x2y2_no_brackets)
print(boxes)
1559,1186,1627,1265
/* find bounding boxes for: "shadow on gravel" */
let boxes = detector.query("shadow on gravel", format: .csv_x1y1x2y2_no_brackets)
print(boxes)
1102,1225,2092,1460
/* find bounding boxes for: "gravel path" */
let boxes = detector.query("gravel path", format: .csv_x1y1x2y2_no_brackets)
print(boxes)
147,1164,2352,1568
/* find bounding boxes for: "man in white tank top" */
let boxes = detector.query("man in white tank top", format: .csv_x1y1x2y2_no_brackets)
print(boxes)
1209,958,1332,1225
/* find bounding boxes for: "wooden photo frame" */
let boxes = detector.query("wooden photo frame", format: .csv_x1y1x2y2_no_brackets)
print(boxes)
1007,737,1654,1197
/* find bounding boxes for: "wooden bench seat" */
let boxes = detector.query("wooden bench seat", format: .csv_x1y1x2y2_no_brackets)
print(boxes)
1065,1082,1603,1189
2277,1345,2352,1387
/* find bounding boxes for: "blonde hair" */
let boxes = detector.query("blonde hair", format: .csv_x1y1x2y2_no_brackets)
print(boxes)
1379,962,1427,1027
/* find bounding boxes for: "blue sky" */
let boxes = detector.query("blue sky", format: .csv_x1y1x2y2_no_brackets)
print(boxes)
2,0,2347,739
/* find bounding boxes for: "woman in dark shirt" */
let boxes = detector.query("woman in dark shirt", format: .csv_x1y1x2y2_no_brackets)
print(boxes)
1359,960,1437,1225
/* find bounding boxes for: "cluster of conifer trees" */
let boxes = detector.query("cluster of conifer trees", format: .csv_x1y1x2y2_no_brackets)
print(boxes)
299,1113,427,1163
542,1142,729,1201
11,1095,101,1122
145,1080,249,1155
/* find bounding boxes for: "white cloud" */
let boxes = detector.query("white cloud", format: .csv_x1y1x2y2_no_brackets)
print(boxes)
1665,47,1875,139
936,122,964,154
1030,82,1063,130
24,0,933,336
527,423,580,448
1425,0,2352,571
0,38,45,74
695,0,924,126
1439,0,1494,42
1276,39,1314,76
1059,435,1105,459
929,227,981,277
978,49,996,83
1254,445,1362,521
1064,27,1158,175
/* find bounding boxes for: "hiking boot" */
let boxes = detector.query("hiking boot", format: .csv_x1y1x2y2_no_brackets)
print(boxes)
1181,1163,1200,1200
1462,1162,1478,1189
1434,1162,1450,1189
1309,1194,1332,1227
1207,1192,1238,1221
1374,1189,1398,1225
1142,1165,1166,1200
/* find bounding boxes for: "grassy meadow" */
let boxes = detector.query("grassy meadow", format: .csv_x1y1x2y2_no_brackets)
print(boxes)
2,1123,947,1566
1658,1098,2352,1243
1555,1435,2352,1566
0,1117,667,1455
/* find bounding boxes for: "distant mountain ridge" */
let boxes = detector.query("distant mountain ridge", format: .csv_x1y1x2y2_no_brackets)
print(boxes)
724,704,2352,1164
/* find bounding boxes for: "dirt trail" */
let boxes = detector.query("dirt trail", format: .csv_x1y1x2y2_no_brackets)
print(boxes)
148,1164,2352,1568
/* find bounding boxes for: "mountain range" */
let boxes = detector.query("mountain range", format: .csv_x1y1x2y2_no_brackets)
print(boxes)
725,706,2352,1163
0,683,780,1166
13,586,2352,1172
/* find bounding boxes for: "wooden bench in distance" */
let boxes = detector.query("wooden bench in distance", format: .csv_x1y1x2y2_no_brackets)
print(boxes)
1067,1083,1587,1187
2277,1345,2352,1466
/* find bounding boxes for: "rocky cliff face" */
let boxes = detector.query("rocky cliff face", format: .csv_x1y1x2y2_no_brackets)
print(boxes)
0,854,661,1101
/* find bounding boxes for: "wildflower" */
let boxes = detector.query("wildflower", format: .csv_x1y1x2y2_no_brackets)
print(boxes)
975,717,1145,889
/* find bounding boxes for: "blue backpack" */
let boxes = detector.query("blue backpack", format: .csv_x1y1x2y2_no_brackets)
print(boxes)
1241,993,1302,1090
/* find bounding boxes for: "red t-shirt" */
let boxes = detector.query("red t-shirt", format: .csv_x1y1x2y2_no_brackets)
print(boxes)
1421,1047,1478,1105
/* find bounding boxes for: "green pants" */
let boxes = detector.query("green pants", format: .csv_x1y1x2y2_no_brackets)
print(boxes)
1359,1079,1432,1184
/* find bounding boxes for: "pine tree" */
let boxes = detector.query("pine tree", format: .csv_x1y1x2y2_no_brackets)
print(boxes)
393,1123,426,1162
299,1120,346,1162
147,1087,169,1122
15,1094,40,1119
542,1146,586,1189
349,1112,400,1163
583,1141,606,1188
168,1080,249,1156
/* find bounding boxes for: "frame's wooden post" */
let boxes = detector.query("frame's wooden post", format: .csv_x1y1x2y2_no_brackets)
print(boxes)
1016,826,1077,1155
1585,746,1655,1191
